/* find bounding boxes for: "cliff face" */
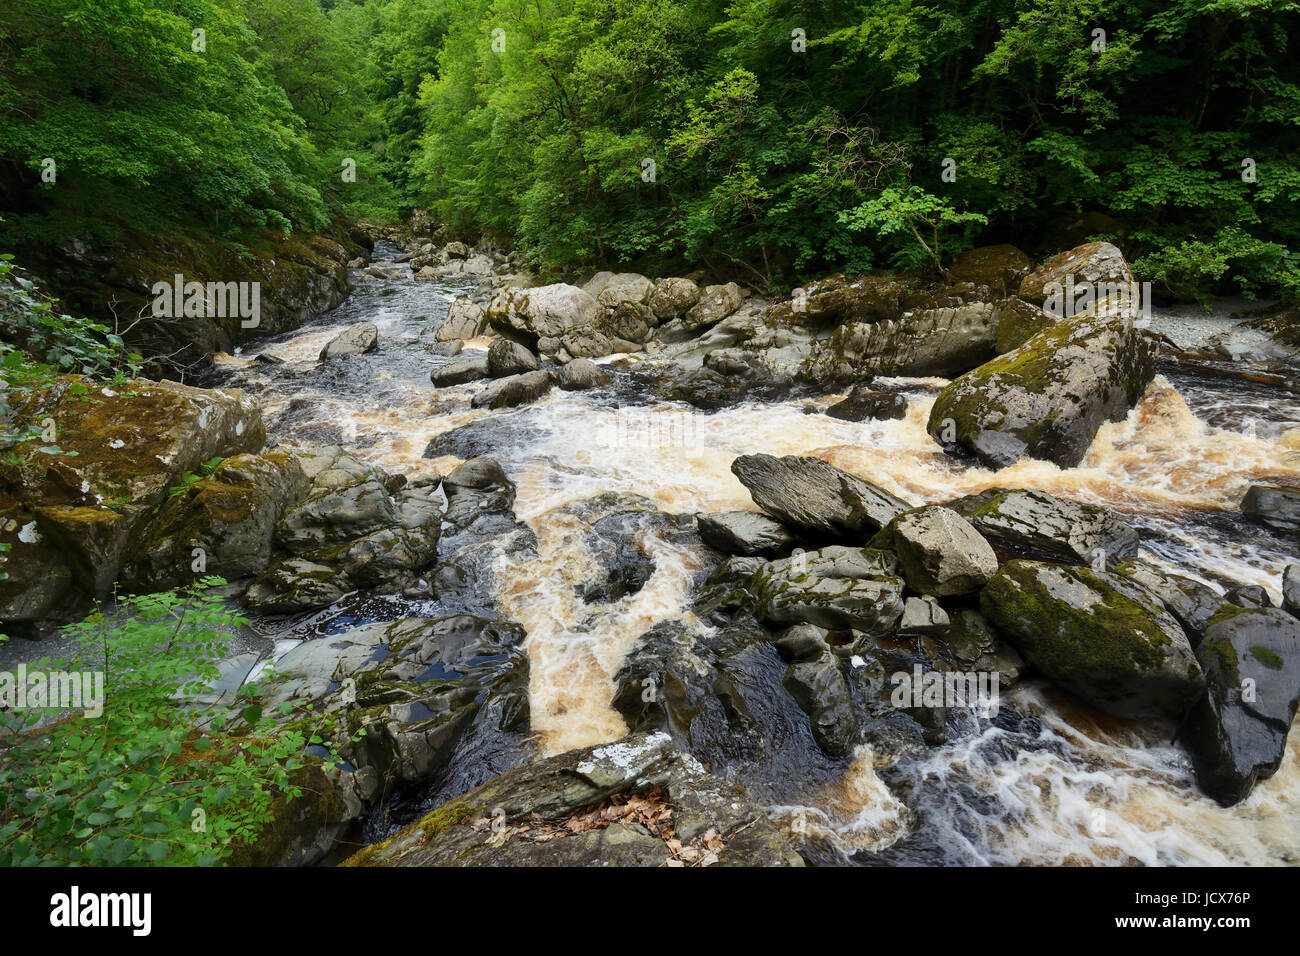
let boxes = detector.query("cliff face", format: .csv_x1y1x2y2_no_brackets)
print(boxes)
17,219,371,374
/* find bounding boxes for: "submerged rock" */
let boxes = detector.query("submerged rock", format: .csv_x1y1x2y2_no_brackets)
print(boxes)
945,487,1139,565
319,322,379,359
981,560,1204,720
342,733,803,867
730,454,909,539
927,314,1156,469
1180,607,1300,806
825,387,909,422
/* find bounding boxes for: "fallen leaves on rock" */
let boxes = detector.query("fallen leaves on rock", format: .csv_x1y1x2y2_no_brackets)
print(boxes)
469,788,725,866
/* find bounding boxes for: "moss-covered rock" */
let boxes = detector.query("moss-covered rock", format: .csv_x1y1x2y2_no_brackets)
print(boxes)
981,559,1204,719
945,487,1139,565
751,545,905,634
928,314,1157,469
994,296,1056,354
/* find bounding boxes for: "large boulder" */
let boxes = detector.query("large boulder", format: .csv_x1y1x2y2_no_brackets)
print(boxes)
927,315,1156,469
0,377,263,625
1179,607,1300,806
342,732,803,867
487,339,539,377
800,301,1000,384
945,487,1139,565
647,278,701,322
595,273,654,308
730,454,909,539
437,298,488,341
487,283,601,341
1240,484,1300,536
872,505,998,597
981,560,1204,719
752,546,905,634
319,322,379,360
1017,241,1135,311
683,282,743,331
696,511,796,557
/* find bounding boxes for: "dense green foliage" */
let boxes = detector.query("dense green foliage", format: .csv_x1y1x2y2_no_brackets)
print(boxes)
0,579,315,866
2,0,1298,296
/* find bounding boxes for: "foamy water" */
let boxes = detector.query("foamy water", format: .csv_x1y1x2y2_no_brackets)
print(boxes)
212,255,1300,865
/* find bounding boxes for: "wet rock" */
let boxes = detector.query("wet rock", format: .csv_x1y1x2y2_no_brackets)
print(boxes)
1225,584,1273,610
1284,565,1300,618
684,282,743,331
731,454,909,539
701,349,794,402
1240,484,1300,535
752,546,905,635
595,273,654,308
1017,241,1135,310
946,487,1139,565
873,505,997,597
801,301,999,384
777,624,858,757
928,314,1156,469
487,283,601,341
319,322,379,360
995,297,1056,354
440,457,516,531
647,277,701,322
253,353,285,366
122,451,309,591
981,560,1204,719
470,370,555,410
342,732,803,867
242,557,350,612
556,358,612,391
825,387,909,422
487,339,539,377
275,457,399,553
697,511,797,557
936,608,1024,685
1111,559,1223,645
437,298,487,341
1180,607,1300,806
427,340,462,358
431,356,490,387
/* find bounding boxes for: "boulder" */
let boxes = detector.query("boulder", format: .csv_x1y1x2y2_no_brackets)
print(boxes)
683,282,743,330
776,624,858,757
1241,485,1300,535
1110,559,1223,645
431,356,490,387
1284,564,1300,618
945,488,1139,565
600,302,653,342
595,273,654,308
696,511,797,557
319,322,379,360
342,732,803,867
487,339,539,377
1180,607,1300,806
752,546,905,634
1017,241,1135,311
981,560,1204,719
437,298,488,341
730,454,909,538
488,283,601,341
928,314,1156,469
647,278,701,322
556,358,612,391
873,505,998,597
825,387,909,422
995,297,1056,354
470,370,555,410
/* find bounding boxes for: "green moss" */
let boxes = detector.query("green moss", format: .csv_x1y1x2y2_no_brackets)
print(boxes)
341,799,482,867
1248,645,1283,670
1206,603,1250,630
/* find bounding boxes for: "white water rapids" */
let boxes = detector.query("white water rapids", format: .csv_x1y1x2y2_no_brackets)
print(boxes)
212,252,1300,865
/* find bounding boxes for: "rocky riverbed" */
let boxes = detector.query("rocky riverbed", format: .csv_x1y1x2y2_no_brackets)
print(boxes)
3,231,1299,866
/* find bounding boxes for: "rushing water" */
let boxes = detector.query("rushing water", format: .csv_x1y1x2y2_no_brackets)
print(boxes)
209,243,1300,865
